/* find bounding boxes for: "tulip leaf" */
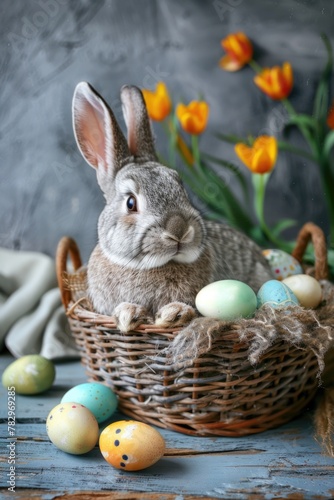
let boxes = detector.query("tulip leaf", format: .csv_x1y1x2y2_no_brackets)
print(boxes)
271,218,297,238
284,115,320,159
188,175,245,227
313,34,333,129
284,114,318,133
277,140,316,163
323,130,334,159
201,153,249,201
327,248,334,280
193,160,254,233
215,132,247,145
177,169,224,215
249,225,270,247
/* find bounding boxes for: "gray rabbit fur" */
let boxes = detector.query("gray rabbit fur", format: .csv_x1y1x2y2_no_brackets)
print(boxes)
72,82,274,332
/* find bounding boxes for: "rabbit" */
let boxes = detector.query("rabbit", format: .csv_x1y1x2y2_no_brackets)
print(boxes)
72,81,274,333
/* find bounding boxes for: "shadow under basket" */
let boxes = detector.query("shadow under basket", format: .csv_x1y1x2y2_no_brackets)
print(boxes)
56,223,334,437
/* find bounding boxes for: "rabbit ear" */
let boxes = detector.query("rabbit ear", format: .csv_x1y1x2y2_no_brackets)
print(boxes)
120,85,157,161
72,82,130,193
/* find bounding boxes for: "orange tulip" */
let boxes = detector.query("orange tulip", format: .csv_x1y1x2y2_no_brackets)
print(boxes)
254,63,293,100
235,136,278,174
327,102,334,129
176,101,209,135
142,82,172,121
220,32,253,71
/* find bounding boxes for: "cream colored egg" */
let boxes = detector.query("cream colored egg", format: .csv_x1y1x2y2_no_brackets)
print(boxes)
99,420,165,471
282,274,322,309
46,402,99,454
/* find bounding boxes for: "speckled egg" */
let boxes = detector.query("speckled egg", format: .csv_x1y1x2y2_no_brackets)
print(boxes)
262,249,303,280
195,280,257,321
61,382,118,424
257,280,300,309
282,274,322,309
2,355,55,395
99,420,166,471
46,402,99,454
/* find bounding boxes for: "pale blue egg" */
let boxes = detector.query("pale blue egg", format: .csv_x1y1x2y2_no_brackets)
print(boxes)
61,382,118,424
257,280,300,309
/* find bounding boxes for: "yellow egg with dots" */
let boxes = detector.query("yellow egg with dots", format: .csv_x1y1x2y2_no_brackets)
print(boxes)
99,420,166,471
46,402,99,455
282,274,322,309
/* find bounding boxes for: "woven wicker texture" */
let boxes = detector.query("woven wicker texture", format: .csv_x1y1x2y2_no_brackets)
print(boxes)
56,223,333,436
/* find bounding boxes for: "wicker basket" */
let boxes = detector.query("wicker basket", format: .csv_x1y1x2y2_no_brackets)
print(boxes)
56,223,331,437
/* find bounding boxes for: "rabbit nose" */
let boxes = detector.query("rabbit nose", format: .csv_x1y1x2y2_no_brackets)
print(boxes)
163,215,194,243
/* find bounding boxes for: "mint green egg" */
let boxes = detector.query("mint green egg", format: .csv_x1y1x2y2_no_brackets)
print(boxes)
2,355,55,395
257,280,300,309
195,280,257,321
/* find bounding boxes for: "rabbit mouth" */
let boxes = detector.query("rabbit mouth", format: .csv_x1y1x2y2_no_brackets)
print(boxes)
169,243,203,264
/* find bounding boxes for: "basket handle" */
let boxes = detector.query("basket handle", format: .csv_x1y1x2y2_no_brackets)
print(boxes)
56,237,83,309
291,222,328,280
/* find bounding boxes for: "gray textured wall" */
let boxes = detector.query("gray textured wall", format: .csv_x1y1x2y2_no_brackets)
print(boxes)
0,0,333,262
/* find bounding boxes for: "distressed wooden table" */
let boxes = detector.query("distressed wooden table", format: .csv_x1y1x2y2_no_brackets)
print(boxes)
1,354,334,500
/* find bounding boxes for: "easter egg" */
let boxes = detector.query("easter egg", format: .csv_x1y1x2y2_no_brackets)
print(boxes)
46,402,99,454
262,249,303,280
99,420,166,471
61,382,118,424
257,280,300,309
2,355,55,395
282,274,322,309
195,280,257,321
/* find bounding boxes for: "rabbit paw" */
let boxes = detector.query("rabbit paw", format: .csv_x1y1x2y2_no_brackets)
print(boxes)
155,302,197,328
113,302,153,332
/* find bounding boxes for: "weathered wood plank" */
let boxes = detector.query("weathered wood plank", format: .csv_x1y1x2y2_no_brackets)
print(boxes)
0,418,326,456
1,426,334,498
1,491,206,500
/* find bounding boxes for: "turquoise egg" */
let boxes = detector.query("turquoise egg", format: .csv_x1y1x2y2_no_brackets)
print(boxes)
195,280,257,321
257,280,300,309
61,382,118,424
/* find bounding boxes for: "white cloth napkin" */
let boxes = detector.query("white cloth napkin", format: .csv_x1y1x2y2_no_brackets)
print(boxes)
0,247,79,360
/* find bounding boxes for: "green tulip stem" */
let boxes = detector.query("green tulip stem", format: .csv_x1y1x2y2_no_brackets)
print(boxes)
162,118,177,168
253,173,269,237
191,134,202,171
252,173,286,248
248,59,262,74
283,99,321,160
282,98,296,116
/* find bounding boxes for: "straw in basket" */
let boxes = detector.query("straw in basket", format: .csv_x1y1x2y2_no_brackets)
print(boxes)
56,222,334,437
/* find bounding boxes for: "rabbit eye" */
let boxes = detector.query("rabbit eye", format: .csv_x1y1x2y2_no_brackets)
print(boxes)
126,195,137,212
